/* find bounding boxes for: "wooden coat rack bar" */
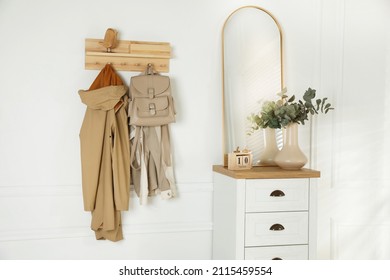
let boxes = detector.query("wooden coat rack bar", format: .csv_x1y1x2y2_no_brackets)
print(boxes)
85,38,171,72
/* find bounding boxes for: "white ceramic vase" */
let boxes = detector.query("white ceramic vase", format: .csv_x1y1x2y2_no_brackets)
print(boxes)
274,123,307,170
259,127,279,166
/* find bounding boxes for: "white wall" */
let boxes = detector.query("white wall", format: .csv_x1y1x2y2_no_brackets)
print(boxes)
0,0,223,260
314,0,390,259
0,0,322,259
1,0,387,260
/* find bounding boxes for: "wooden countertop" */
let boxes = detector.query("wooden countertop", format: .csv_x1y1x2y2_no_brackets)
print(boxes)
213,165,320,179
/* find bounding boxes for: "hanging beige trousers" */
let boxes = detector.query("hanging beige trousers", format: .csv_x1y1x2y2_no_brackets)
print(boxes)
130,125,176,204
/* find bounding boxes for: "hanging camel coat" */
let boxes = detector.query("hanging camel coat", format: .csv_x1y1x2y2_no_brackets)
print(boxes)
78,64,130,241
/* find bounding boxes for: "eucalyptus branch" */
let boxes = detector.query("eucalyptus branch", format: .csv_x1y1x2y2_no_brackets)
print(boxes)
248,87,334,133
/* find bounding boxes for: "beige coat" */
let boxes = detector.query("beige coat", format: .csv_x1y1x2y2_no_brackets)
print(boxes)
79,64,130,241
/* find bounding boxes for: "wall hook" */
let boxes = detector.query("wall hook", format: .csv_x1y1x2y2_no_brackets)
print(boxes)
85,36,171,72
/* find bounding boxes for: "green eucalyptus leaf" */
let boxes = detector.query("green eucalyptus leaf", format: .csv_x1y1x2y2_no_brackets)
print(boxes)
287,95,295,103
316,99,321,110
305,101,313,109
303,88,316,102
321,97,327,112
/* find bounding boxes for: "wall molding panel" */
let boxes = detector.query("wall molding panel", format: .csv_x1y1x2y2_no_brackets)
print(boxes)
0,182,214,259
0,222,213,242
0,185,81,198
0,182,213,197
331,218,390,260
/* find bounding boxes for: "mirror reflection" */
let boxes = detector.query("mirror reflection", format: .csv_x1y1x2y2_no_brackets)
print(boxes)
222,6,284,165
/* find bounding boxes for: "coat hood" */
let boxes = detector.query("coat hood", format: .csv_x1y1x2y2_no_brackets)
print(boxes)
79,85,128,111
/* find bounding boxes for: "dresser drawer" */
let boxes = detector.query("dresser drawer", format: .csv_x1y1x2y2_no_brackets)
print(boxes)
245,179,309,212
245,245,308,260
245,212,308,246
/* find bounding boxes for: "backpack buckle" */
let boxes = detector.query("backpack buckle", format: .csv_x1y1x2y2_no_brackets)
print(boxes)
149,103,156,115
148,88,155,99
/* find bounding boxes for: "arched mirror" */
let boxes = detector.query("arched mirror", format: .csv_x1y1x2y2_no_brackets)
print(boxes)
222,6,284,165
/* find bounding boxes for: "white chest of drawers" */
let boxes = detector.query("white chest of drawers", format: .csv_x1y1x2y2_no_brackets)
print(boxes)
212,165,320,260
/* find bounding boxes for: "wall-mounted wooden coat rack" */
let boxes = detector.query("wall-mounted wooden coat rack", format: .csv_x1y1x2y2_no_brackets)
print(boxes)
85,38,171,72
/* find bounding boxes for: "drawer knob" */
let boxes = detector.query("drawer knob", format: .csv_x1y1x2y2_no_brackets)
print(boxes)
269,223,285,231
270,190,285,197
272,257,283,260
